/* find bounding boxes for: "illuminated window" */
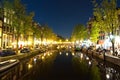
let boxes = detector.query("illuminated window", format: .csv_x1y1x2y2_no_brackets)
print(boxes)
7,19,9,24
4,17,7,23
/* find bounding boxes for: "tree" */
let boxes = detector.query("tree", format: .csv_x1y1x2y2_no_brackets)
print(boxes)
88,18,100,43
71,24,87,42
23,12,34,47
32,24,57,45
42,24,54,41
92,0,119,54
32,22,42,46
90,23,100,42
12,0,26,53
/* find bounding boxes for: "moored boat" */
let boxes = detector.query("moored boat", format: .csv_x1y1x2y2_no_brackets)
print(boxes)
0,59,19,72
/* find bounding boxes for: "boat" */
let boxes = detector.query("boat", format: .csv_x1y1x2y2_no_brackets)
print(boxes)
0,59,19,72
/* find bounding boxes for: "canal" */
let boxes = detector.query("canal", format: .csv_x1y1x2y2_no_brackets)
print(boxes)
0,50,120,80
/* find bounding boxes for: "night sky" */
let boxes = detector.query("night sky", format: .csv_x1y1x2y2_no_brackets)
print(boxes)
21,0,120,38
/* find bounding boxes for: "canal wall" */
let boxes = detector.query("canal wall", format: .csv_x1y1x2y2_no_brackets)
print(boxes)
105,54,120,66
82,49,120,66
0,50,42,62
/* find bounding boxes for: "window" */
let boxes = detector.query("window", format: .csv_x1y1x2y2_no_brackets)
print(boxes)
4,17,7,23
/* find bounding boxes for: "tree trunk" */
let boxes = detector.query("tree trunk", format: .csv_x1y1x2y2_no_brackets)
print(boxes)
111,25,115,56
112,41,115,56
32,33,34,48
16,36,19,55
16,34,20,55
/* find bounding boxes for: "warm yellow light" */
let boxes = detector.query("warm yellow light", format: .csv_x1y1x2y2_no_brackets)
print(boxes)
57,46,59,49
72,52,74,56
59,52,62,55
42,56,45,59
66,39,68,42
86,57,89,60
48,53,50,56
9,59,16,62
18,41,25,46
27,41,32,45
28,64,32,69
80,54,83,59
66,53,68,56
59,40,62,42
44,53,46,56
76,40,79,44
50,53,52,55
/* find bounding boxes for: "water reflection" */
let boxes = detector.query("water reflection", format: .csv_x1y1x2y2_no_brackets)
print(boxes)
0,50,120,80
102,62,120,79
72,52,101,80
59,52,62,55
72,52,74,56
73,51,120,80
66,52,68,56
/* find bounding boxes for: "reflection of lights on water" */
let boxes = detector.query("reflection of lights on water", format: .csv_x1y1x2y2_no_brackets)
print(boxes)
57,46,59,49
72,52,74,56
48,53,50,56
50,53,52,55
44,53,46,56
86,57,89,60
80,54,83,59
59,52,62,55
28,64,33,69
114,70,116,73
66,53,68,56
106,74,110,79
89,61,91,65
69,46,71,48
42,56,45,59
34,58,37,62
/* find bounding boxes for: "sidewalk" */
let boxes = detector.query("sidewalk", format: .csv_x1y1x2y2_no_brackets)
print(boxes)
83,49,120,66
105,53,120,66
0,50,40,62
0,49,45,72
105,53,119,59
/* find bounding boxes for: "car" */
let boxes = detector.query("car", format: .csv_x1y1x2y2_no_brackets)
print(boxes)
20,48,30,53
0,48,16,57
0,51,6,57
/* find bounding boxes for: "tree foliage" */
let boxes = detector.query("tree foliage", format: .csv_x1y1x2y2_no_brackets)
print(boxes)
90,22,100,42
23,12,34,41
71,24,87,41
12,0,35,52
42,24,56,41
2,0,57,50
92,0,118,53
93,0,118,34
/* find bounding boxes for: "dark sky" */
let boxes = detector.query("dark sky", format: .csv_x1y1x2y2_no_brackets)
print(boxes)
21,0,120,38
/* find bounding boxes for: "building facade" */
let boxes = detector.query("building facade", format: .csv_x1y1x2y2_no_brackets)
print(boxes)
0,7,3,48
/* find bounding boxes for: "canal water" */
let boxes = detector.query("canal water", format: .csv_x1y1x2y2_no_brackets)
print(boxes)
0,50,120,80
